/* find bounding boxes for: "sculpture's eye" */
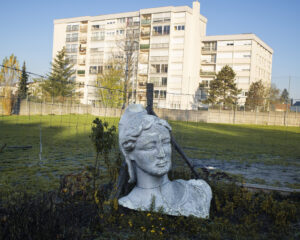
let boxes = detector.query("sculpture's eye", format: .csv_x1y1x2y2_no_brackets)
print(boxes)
143,142,156,150
162,138,170,145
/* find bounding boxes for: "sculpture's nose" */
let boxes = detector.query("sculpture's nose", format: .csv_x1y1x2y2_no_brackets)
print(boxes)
157,145,166,158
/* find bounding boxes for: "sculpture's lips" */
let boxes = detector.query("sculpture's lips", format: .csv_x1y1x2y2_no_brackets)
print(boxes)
156,162,167,167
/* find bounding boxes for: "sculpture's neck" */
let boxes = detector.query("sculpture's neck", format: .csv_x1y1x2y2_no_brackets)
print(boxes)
135,166,170,189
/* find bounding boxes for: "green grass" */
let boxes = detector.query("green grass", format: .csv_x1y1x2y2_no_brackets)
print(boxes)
0,114,299,195
171,121,300,166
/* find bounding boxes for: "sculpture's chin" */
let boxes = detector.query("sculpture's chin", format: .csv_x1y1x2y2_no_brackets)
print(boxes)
146,162,172,177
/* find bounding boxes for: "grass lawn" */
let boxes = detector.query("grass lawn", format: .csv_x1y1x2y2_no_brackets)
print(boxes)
0,114,299,195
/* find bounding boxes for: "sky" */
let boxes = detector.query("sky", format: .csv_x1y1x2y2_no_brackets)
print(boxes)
0,0,299,99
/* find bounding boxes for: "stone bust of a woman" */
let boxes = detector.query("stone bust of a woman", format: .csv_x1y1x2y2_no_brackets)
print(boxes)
118,104,212,218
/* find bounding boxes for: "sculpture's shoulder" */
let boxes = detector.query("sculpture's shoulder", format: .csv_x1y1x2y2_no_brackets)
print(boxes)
175,179,212,218
118,195,136,210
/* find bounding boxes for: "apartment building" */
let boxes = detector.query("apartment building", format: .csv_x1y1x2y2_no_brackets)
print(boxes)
52,1,273,109
200,34,273,103
53,1,207,109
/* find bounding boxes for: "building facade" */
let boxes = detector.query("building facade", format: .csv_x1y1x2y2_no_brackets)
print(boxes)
200,34,273,104
52,1,273,109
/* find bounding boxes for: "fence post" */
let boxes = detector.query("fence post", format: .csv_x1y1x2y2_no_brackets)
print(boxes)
146,83,154,114
255,107,258,125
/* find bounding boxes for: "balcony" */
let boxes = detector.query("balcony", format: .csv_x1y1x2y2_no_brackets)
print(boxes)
150,43,169,49
152,32,170,36
127,22,140,27
150,56,168,62
77,70,85,76
66,38,78,42
80,26,88,33
201,47,217,53
80,37,87,44
140,44,150,50
79,48,86,55
138,82,147,89
91,36,105,41
200,70,216,76
141,19,151,25
141,31,150,38
201,59,216,64
78,59,86,65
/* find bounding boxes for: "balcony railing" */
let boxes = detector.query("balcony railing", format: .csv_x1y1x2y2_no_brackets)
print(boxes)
138,82,147,88
200,70,216,76
151,43,169,49
91,36,105,41
150,56,169,62
149,82,167,87
202,47,217,52
141,31,150,37
127,22,140,27
66,38,78,42
152,32,170,36
141,19,151,25
77,70,85,76
201,59,216,64
140,44,150,50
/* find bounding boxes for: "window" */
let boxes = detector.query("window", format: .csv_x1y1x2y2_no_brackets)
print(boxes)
106,31,115,36
162,77,167,86
154,90,159,98
160,90,166,99
153,25,170,35
66,33,78,42
153,26,162,35
107,20,116,25
154,64,160,73
89,66,103,74
66,55,77,64
163,25,170,35
116,29,124,35
66,24,79,32
117,18,125,23
174,25,185,31
66,44,78,53
92,25,100,30
161,64,168,73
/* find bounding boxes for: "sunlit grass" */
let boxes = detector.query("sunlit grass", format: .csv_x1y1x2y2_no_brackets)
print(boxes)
0,114,299,195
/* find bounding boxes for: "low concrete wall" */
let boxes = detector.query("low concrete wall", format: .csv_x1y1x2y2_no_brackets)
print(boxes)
2,100,300,127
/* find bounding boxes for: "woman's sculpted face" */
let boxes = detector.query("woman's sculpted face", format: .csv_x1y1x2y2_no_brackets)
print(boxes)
127,123,172,176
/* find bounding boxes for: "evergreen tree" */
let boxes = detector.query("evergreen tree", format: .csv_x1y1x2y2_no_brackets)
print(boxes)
245,80,266,110
280,88,289,104
42,47,75,102
19,61,28,99
205,65,241,107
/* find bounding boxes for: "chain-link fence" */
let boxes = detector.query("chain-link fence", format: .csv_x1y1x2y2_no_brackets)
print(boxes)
0,64,300,196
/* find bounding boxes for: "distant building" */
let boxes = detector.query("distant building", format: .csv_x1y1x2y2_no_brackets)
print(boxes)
52,1,273,109
200,34,273,104
291,101,300,112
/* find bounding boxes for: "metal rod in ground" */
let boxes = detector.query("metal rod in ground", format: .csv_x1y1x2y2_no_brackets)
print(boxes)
145,83,200,179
